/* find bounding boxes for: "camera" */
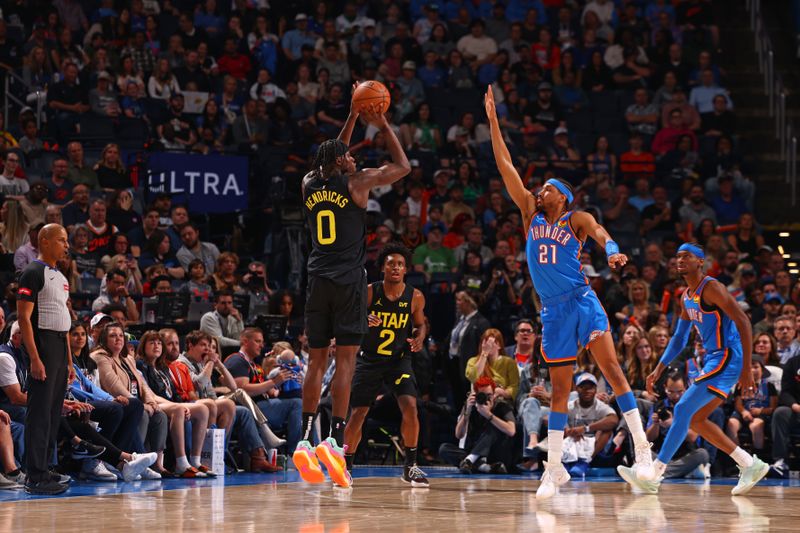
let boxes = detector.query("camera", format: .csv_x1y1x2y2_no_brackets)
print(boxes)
657,408,672,421
475,392,490,405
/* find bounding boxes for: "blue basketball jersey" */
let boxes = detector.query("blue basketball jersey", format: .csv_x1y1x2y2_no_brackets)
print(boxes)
683,276,741,353
525,211,588,300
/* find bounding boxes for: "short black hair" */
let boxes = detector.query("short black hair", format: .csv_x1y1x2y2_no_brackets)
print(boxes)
378,243,413,271
215,289,234,302
101,303,127,316
152,275,172,287
108,268,126,280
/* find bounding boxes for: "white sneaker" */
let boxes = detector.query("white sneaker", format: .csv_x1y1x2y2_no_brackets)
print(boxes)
633,442,655,481
536,461,570,500
139,467,162,480
81,459,118,482
122,453,158,482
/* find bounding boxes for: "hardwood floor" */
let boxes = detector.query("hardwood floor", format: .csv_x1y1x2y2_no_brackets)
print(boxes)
0,474,796,532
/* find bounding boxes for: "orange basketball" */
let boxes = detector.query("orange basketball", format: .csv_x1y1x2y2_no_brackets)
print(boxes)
352,80,391,114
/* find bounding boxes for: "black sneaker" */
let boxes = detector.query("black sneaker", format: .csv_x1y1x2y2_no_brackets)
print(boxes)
402,464,430,488
71,440,105,460
49,471,71,484
25,479,68,495
490,462,507,474
458,458,475,474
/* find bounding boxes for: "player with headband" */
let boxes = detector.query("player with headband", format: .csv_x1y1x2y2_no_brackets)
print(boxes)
485,86,654,499
617,243,768,496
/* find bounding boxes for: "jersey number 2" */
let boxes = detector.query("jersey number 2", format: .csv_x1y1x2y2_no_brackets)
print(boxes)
377,329,395,356
538,244,557,264
317,210,336,245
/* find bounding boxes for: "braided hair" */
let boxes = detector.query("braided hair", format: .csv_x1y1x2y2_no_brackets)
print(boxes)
312,139,349,180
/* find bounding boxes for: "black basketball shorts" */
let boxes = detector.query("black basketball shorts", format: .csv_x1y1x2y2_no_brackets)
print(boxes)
349,354,418,408
305,271,368,348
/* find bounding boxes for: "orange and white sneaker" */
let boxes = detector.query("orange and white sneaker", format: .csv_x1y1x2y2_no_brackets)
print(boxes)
292,441,326,484
315,438,351,488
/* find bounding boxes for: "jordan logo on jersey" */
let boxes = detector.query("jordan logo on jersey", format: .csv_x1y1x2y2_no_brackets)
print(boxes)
529,223,572,246
374,298,382,306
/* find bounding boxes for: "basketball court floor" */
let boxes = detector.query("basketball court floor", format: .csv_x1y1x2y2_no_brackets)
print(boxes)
2,467,797,532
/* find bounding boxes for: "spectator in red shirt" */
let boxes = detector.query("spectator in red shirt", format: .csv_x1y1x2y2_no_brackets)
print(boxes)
651,108,698,155
217,37,251,81
620,133,656,182
531,28,561,72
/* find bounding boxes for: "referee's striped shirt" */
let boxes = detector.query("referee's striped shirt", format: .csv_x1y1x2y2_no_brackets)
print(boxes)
17,259,71,333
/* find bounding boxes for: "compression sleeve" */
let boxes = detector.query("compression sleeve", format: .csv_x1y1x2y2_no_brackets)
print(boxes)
659,318,692,366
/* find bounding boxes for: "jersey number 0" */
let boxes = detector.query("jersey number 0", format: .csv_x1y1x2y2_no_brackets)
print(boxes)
317,210,337,245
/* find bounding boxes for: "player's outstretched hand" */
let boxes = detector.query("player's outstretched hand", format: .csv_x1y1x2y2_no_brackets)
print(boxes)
645,367,663,398
608,253,628,270
407,336,423,352
484,85,497,122
738,366,755,395
349,83,361,116
367,313,381,327
360,104,385,126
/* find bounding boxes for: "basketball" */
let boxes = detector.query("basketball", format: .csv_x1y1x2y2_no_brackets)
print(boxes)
352,80,391,114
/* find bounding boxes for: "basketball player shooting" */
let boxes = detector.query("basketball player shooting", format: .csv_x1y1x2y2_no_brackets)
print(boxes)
293,84,411,488
485,86,653,499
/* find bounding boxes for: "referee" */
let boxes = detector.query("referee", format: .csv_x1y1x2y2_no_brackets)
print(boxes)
17,224,74,495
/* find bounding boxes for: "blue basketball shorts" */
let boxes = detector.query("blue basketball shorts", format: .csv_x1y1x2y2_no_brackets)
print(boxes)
693,342,743,399
540,286,609,367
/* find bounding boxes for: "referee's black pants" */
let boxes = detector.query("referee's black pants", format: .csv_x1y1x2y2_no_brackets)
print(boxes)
25,330,68,483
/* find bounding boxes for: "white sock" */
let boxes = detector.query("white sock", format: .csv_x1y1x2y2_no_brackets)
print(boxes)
466,454,479,463
175,456,192,472
731,447,754,468
623,409,648,449
547,430,564,466
653,459,667,478
190,455,202,468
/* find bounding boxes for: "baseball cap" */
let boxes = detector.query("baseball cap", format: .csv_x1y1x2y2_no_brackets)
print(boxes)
582,264,600,278
402,60,417,70
90,313,112,329
758,245,774,253
737,300,751,312
575,372,598,387
294,13,308,21
366,199,382,214
361,18,376,28
434,169,452,179
554,126,568,136
764,292,784,304
97,71,112,81
538,81,553,91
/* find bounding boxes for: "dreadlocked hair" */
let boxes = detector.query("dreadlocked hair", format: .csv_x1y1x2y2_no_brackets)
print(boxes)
312,139,349,180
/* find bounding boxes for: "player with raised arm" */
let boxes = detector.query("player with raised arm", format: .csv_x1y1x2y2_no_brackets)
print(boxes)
485,86,653,499
618,243,768,496
343,243,429,487
292,95,411,489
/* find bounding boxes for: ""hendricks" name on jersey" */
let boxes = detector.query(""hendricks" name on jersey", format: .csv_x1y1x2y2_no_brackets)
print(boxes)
372,311,409,330
529,224,572,246
305,190,349,210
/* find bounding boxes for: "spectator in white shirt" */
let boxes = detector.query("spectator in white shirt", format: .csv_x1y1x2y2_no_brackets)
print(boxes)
200,290,245,349
457,20,498,69
249,69,286,104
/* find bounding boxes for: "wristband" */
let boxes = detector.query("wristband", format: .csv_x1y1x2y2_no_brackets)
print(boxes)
605,240,620,258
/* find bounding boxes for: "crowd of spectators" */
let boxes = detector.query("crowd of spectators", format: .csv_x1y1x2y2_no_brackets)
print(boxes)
0,0,798,483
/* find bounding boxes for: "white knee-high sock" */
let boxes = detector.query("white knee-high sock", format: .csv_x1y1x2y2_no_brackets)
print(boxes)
547,430,564,466
731,446,754,468
623,409,648,449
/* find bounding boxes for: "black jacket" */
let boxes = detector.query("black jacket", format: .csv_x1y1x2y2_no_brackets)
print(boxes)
779,355,800,407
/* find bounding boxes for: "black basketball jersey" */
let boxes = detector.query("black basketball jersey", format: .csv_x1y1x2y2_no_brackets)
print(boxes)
303,171,366,284
362,282,414,360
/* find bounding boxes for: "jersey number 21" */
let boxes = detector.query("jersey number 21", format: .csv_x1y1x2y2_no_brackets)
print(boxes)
538,244,557,264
